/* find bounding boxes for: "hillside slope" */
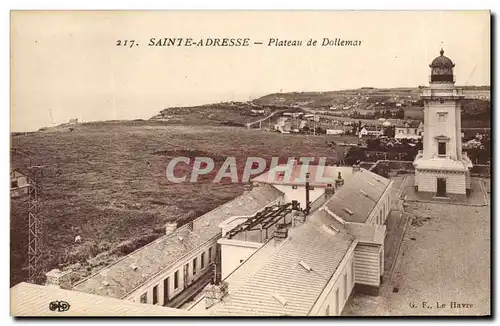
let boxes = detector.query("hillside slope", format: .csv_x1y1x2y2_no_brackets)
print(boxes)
11,121,341,286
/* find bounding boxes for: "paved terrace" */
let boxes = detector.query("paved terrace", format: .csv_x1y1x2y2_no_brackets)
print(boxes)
343,176,490,316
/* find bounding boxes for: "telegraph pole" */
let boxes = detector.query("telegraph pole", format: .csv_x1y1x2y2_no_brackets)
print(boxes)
12,147,45,284
27,165,44,284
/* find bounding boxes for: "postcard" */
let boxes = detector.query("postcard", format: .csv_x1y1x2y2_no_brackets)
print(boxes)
10,10,491,317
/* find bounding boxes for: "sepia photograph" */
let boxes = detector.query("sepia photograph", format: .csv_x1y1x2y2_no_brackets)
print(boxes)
9,10,491,317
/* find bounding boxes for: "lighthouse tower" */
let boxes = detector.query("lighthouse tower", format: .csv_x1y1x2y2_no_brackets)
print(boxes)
413,49,473,198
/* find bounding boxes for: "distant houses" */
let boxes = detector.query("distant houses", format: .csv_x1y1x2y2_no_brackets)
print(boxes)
359,125,382,138
326,129,345,136
10,168,29,198
274,117,292,133
250,109,265,115
394,121,424,140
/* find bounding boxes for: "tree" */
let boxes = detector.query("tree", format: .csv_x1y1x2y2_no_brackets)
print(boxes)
394,108,404,119
384,126,395,138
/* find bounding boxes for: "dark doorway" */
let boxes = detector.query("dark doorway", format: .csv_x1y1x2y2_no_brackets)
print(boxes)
436,178,447,197
438,142,446,156
163,277,169,305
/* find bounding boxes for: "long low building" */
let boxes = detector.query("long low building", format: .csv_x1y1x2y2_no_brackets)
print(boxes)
70,184,284,308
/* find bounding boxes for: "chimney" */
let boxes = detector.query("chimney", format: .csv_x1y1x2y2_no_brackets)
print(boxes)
304,173,311,215
291,210,306,228
274,223,289,247
325,183,335,198
335,171,345,188
243,183,253,194
165,222,178,236
204,281,228,309
45,269,72,289
187,220,194,232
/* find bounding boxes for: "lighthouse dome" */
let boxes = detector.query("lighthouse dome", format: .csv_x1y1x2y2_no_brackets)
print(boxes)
430,48,455,68
429,48,455,83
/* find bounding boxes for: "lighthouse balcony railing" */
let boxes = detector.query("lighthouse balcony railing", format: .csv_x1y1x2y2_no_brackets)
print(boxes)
422,88,463,98
428,75,456,83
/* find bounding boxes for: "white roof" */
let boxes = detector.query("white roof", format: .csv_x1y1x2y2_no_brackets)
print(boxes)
11,282,201,316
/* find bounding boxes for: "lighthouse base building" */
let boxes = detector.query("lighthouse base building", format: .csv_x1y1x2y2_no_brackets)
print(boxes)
413,49,473,199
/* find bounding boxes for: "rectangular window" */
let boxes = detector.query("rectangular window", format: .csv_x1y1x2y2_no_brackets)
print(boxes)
438,113,447,122
140,293,147,304
192,258,197,275
152,285,158,305
163,277,170,303
174,271,179,289
335,288,340,315
208,247,213,262
438,142,446,156
344,273,348,300
11,180,18,188
201,252,205,270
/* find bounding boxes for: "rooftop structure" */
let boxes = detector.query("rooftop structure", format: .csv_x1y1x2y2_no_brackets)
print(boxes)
211,211,355,316
72,184,284,299
208,206,386,316
252,164,354,188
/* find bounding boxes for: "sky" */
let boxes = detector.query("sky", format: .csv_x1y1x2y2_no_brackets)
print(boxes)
10,11,490,132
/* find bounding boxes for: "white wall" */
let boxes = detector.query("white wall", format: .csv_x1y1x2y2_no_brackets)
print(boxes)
273,184,324,209
416,170,466,195
125,237,218,305
310,244,357,316
218,239,262,280
422,100,461,160
365,180,392,225
354,243,381,287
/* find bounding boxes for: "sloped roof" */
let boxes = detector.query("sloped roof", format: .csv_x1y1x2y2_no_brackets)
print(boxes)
11,282,199,316
72,184,283,299
222,239,279,294
324,169,391,223
308,209,385,245
211,209,354,316
362,126,380,132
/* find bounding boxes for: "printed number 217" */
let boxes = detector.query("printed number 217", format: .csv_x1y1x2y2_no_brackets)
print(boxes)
116,40,136,48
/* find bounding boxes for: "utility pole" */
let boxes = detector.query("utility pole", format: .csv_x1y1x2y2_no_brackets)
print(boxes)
27,165,44,284
12,147,45,284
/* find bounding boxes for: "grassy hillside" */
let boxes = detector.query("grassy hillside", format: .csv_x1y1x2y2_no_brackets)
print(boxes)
10,121,344,286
